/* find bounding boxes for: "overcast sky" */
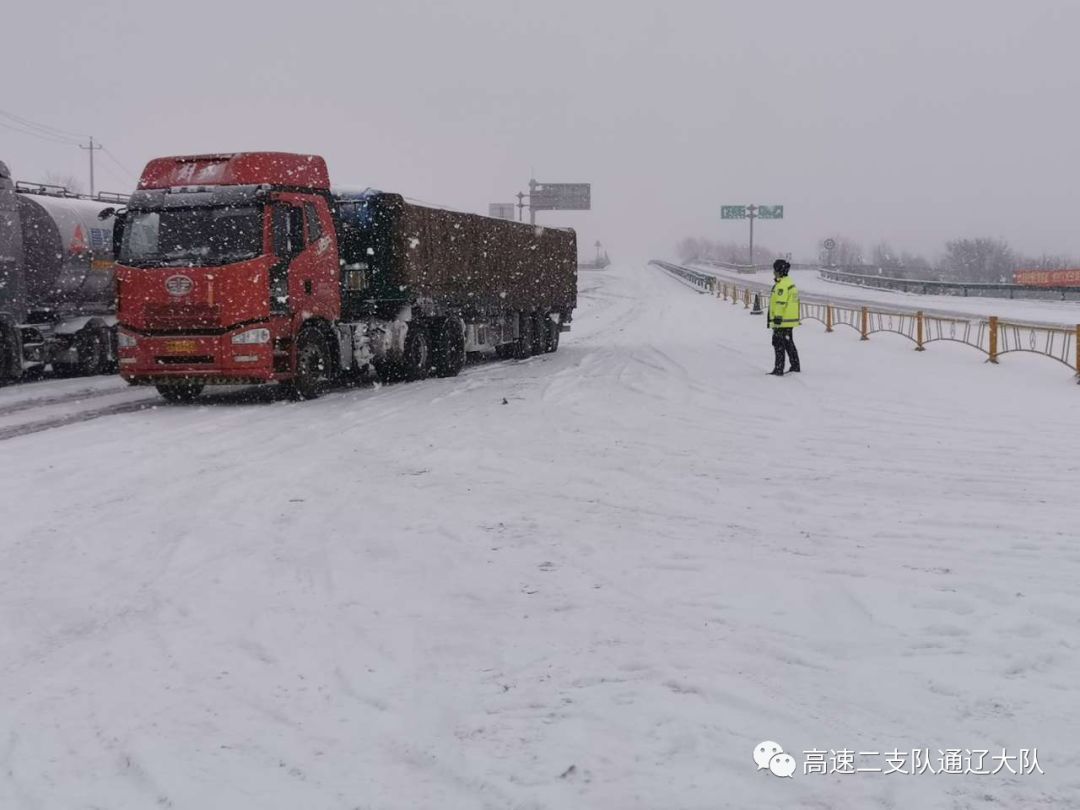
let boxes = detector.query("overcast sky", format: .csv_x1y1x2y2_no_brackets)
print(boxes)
4,0,1079,263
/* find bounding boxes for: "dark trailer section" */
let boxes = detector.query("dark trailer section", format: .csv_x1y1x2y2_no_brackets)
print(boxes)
334,191,576,323
0,167,126,383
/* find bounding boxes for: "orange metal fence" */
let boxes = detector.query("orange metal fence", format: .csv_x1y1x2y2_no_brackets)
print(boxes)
653,261,1080,380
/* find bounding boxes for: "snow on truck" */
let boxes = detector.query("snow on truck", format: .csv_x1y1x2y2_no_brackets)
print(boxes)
111,152,577,401
0,160,126,384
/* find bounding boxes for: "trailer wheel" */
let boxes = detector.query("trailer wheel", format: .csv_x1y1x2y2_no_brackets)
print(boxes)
432,318,466,378
544,316,561,353
530,313,547,356
514,313,535,359
0,323,16,385
402,324,432,381
156,381,205,402
287,331,331,400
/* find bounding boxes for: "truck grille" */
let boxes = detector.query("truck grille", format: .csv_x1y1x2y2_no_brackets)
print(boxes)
155,356,215,365
143,302,222,329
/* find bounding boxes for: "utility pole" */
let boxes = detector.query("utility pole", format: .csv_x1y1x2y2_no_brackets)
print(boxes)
528,178,537,226
746,204,758,267
516,191,526,222
79,136,103,197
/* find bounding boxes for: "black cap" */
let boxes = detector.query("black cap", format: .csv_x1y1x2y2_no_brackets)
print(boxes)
773,259,791,275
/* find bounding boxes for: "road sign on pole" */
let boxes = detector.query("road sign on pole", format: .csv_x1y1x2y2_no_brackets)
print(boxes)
529,182,591,212
722,203,784,266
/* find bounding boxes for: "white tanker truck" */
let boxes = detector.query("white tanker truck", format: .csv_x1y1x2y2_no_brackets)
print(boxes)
0,160,126,383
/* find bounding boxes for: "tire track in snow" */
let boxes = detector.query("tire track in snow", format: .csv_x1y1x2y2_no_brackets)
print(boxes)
0,398,159,442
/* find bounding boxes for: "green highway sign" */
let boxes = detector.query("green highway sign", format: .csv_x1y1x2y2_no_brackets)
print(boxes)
721,206,747,219
757,205,784,219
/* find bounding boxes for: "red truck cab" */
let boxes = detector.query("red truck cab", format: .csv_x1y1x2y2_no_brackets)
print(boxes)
115,152,339,400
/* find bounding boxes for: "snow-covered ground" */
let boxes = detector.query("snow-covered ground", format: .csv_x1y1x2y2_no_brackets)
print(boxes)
2,263,1079,809
694,264,1080,327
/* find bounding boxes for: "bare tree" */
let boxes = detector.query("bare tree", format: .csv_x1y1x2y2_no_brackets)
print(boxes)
42,172,85,194
676,237,778,266
940,237,1015,282
1017,253,1079,271
819,235,863,268
869,242,933,278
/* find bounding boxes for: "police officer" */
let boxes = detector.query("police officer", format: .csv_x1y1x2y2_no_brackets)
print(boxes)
768,259,801,375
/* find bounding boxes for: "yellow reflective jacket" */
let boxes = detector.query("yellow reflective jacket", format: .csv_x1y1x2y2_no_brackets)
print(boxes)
769,277,801,328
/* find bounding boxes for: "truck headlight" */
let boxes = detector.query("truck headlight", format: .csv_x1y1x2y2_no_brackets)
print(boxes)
231,328,271,345
117,331,138,349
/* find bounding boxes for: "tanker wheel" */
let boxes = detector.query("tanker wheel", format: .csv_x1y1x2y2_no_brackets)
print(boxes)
76,328,108,376
514,313,535,359
287,332,332,400
402,324,432,381
544,317,561,353
432,318,466,378
156,381,205,403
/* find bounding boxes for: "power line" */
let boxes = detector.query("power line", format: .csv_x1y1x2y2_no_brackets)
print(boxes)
101,146,136,180
0,116,82,146
0,108,84,139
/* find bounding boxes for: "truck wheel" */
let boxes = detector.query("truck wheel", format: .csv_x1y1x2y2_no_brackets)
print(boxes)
0,324,15,385
544,317,561,353
514,313,535,359
432,318,466,378
156,381,205,402
76,327,108,376
288,331,331,400
402,324,432,381
530,313,547,356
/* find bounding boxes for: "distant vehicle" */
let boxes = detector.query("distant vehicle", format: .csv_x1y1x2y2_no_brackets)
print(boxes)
112,152,577,401
0,161,126,384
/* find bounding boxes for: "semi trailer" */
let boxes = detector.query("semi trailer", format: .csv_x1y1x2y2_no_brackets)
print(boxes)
113,152,577,401
0,161,125,383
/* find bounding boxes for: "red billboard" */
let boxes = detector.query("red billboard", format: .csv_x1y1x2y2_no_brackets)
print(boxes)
1013,269,1080,287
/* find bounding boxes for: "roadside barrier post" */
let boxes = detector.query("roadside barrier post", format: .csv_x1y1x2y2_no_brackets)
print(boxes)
860,307,869,341
732,285,739,305
1075,324,1080,378
744,288,750,309
916,311,925,351
988,316,999,363
826,304,833,333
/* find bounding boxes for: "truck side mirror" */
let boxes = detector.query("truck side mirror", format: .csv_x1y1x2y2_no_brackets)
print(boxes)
272,204,306,259
111,210,127,260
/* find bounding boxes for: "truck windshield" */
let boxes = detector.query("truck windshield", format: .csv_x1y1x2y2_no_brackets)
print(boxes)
120,205,263,267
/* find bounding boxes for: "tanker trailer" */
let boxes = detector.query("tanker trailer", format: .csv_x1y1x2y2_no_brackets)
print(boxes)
0,174,125,383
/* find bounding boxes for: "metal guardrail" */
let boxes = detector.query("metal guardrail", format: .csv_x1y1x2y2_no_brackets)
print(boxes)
650,260,717,293
693,258,818,274
654,260,1080,381
819,267,1080,301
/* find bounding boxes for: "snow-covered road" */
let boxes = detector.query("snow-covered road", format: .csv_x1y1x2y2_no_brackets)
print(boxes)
2,263,1078,808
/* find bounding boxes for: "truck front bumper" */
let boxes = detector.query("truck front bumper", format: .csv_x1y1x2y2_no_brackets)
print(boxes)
118,329,284,385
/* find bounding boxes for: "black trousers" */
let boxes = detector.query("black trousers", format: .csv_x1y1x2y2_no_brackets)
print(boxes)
771,328,800,372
